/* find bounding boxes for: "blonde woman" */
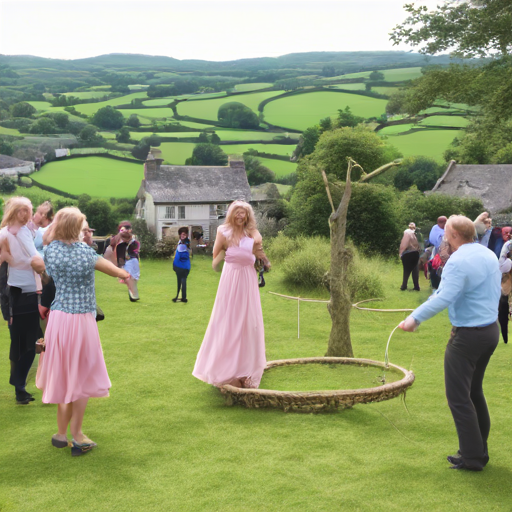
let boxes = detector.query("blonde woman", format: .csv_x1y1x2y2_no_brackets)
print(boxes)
36,208,130,457
0,197,45,405
193,200,270,389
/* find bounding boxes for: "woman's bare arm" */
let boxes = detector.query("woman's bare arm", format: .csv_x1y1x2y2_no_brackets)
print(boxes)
252,230,271,270
212,228,227,259
95,256,130,279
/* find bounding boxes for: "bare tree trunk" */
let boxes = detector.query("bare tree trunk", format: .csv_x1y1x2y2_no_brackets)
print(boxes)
324,160,361,357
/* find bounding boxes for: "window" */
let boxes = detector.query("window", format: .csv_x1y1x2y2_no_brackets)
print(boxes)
209,204,216,215
165,206,175,219
178,206,186,219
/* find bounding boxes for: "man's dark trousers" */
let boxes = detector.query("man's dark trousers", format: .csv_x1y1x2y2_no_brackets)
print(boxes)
400,251,420,290
444,322,499,470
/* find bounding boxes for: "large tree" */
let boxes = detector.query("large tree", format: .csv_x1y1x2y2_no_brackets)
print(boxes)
91,105,125,129
185,143,228,166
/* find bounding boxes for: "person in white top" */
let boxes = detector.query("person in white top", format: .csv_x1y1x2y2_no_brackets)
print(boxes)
0,197,45,404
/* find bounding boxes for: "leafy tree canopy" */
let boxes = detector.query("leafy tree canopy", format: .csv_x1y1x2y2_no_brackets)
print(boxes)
393,156,443,192
79,124,105,146
126,114,141,128
217,102,259,129
369,70,385,80
185,143,228,166
337,106,365,128
91,105,125,129
243,155,276,185
10,102,36,118
116,126,131,143
0,140,14,156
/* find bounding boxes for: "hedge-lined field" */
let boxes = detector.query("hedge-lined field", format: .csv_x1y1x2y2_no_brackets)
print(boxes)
255,157,297,177
142,98,176,107
176,91,284,121
418,116,470,127
234,83,273,92
263,91,388,131
383,129,464,162
71,92,149,116
34,156,143,197
329,83,366,91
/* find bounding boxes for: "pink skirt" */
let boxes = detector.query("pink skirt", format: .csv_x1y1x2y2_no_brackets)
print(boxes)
36,310,111,404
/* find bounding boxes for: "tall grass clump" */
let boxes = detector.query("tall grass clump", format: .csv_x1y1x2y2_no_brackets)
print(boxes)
276,234,383,301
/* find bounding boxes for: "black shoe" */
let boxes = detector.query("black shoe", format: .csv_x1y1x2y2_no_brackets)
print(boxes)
182,298,188,303
16,390,34,403
16,396,31,405
447,455,463,465
449,462,482,471
400,288,406,291
413,288,421,291
172,298,178,303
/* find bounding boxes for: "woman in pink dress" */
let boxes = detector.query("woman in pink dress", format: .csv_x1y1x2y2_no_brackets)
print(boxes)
193,201,270,389
36,208,131,456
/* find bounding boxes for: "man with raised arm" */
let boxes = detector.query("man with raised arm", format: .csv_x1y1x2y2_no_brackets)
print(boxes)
399,215,501,471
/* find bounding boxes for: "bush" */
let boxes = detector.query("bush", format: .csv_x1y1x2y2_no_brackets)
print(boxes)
132,219,157,258
217,102,259,129
154,236,179,259
345,247,384,302
281,236,330,288
0,177,16,193
19,176,32,188
266,231,297,262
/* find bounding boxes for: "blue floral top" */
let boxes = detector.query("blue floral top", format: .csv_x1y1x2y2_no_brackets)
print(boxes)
45,241,99,314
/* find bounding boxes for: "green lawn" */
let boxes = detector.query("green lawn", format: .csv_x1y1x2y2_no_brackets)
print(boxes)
141,98,176,107
34,156,143,198
117,108,175,121
328,83,366,91
382,129,464,162
121,131,298,142
1,257,511,511
382,67,423,82
378,123,416,135
63,91,111,99
26,101,53,111
176,91,284,121
0,126,21,136
234,83,273,92
263,91,388,131
371,86,401,96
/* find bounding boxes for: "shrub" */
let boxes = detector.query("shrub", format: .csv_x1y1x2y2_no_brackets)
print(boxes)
132,219,157,258
153,236,179,259
266,232,297,262
281,236,330,288
217,102,259,129
19,176,32,188
345,247,384,302
0,177,16,193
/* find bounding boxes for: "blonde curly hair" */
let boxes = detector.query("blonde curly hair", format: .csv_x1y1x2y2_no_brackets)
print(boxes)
223,200,257,246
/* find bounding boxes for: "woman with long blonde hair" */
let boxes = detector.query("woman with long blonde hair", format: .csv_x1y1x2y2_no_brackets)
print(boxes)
0,197,45,405
36,207,131,456
193,200,270,388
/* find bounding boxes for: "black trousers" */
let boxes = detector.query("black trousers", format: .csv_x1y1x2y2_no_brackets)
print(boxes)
498,294,509,343
400,251,420,290
444,323,499,470
173,266,190,300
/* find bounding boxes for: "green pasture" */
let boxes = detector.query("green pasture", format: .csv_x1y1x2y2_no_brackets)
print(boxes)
34,156,143,198
234,83,273,92
0,126,21,136
63,91,110,99
117,108,175,121
263,91,388,131
255,157,297,177
26,101,53,111
72,93,149,116
2,257,512,512
328,83,366,91
382,67,423,82
142,98,175,107
378,123,416,135
274,183,292,195
128,84,150,90
383,129,464,162
371,86,401,96
419,116,470,128
184,92,228,101
325,71,371,80
159,142,294,165
176,120,222,129
216,131,299,142
176,91,284,121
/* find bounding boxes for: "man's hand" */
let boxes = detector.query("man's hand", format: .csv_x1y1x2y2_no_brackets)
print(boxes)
38,305,50,320
398,316,419,332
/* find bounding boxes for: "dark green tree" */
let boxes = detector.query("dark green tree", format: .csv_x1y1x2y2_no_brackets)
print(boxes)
78,125,105,146
210,132,221,144
322,65,336,77
91,105,125,129
81,199,115,235
336,106,365,128
0,177,16,193
0,140,14,156
126,114,141,128
319,117,332,133
393,156,443,192
185,143,228,166
10,102,36,118
217,102,259,129
369,71,385,81
116,126,131,143
243,155,276,185
50,112,69,129
132,142,151,160
198,132,209,143
145,134,161,147
29,117,57,134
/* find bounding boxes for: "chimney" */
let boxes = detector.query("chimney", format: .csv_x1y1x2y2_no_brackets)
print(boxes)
144,151,163,179
228,155,245,172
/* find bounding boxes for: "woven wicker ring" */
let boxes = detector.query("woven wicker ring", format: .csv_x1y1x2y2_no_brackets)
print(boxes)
220,357,415,412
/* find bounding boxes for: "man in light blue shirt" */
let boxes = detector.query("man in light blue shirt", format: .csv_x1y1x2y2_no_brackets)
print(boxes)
428,216,447,251
400,215,500,472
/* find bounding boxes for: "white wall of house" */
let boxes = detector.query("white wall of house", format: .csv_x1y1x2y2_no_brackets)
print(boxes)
145,193,156,233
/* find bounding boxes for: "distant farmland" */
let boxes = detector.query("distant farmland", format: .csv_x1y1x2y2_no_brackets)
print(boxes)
263,91,388,131
35,156,143,198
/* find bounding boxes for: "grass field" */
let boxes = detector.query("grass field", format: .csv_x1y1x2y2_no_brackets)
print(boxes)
328,83,366,91
382,129,464,162
0,126,21,136
263,91,388,131
63,91,111,99
418,116,470,128
26,101,53,111
1,257,511,512
382,67,423,81
234,83,273,92
34,156,143,197
141,98,175,107
158,142,295,165
176,91,284,121
71,93,149,116
371,86,401,96
378,123,416,135
255,157,297,177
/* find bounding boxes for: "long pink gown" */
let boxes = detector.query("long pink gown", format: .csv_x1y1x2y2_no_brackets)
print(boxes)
193,236,266,388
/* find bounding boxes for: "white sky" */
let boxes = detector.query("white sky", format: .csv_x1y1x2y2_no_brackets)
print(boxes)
0,0,442,62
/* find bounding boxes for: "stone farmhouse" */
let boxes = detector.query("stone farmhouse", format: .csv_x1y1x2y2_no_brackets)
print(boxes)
431,160,512,214
136,153,251,241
